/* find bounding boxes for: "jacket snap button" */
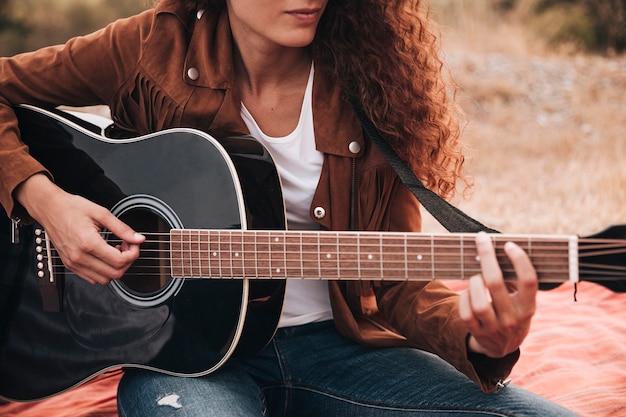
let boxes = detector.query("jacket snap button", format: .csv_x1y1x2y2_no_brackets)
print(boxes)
187,67,199,81
313,207,326,219
348,141,361,154
197,9,205,19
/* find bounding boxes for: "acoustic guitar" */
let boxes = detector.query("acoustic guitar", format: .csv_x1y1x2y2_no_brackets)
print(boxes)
1,105,624,401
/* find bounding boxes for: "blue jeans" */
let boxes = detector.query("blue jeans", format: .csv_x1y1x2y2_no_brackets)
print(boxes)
117,321,578,417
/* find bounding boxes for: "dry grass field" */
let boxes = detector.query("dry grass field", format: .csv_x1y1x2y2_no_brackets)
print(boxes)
423,2,626,237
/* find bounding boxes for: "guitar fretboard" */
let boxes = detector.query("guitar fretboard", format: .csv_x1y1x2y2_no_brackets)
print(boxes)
170,230,579,283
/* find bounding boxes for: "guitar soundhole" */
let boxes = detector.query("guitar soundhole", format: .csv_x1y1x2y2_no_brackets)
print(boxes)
108,194,184,308
119,207,170,295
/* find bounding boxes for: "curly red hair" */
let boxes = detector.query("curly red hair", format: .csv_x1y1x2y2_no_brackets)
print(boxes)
175,0,466,198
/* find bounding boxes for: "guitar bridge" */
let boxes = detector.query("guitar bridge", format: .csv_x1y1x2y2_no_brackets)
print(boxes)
34,228,64,312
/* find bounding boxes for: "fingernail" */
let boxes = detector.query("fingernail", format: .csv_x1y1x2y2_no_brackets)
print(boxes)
504,241,518,252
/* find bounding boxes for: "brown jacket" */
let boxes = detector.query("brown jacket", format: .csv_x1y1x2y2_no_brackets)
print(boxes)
0,0,517,392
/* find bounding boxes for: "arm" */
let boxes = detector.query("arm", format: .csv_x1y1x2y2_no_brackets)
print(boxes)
0,11,156,283
0,9,157,217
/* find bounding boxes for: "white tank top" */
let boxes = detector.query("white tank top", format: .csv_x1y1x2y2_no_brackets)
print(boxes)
240,63,334,328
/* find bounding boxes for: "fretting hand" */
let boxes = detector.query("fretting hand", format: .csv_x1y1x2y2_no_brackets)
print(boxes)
458,231,538,358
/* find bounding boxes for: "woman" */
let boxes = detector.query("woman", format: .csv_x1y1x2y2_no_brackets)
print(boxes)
0,0,577,415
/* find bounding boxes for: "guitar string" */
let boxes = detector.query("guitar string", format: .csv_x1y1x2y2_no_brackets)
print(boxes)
39,255,626,282
36,230,626,280
37,234,626,254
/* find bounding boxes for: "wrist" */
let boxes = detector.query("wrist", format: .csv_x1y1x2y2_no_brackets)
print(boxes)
14,173,60,221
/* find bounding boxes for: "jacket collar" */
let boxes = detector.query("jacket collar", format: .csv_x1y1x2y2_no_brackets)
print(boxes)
157,1,233,89
312,65,365,158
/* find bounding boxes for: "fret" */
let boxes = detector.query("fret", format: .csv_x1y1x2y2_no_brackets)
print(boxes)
404,234,408,280
242,231,258,278
182,230,190,277
336,234,341,278
224,231,233,278
460,235,464,279
285,232,304,278
526,238,571,281
493,236,516,279
269,232,286,279
230,231,244,278
187,229,194,277
357,234,361,278
209,230,221,278
317,233,321,278
359,233,383,279
430,235,435,279
319,232,339,279
462,236,481,279
381,235,408,280
170,230,183,277
199,230,210,277
405,235,434,280
337,233,359,279
218,231,228,278
190,229,200,278
255,231,271,278
432,235,464,280
301,232,320,278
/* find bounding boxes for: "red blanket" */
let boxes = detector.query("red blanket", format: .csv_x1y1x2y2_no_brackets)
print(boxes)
512,282,626,416
2,282,625,417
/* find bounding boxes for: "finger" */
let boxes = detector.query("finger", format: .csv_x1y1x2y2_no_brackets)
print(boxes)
65,229,137,283
88,213,144,269
95,210,145,245
504,241,538,313
89,242,140,278
458,289,477,326
459,283,496,356
467,274,497,330
475,232,514,316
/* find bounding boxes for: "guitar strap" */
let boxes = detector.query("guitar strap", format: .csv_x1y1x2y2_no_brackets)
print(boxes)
350,97,500,234
350,101,580,293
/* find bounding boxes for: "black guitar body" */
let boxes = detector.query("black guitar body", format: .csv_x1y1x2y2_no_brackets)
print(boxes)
0,105,286,401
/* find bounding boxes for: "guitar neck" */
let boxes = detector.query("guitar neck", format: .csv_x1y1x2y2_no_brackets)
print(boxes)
170,229,579,284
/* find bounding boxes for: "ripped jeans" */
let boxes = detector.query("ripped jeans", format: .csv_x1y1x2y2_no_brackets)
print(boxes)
117,321,578,417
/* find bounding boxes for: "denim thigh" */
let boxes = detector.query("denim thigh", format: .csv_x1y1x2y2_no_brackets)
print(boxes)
240,321,578,417
117,321,579,417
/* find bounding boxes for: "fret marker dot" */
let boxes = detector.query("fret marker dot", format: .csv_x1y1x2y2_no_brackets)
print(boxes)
368,254,373,260
475,256,481,262
213,252,218,257
326,253,332,259
235,253,240,257
275,237,280,242
276,268,281,273
417,254,423,261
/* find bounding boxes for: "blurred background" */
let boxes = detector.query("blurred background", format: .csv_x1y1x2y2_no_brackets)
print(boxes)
1,0,625,236
0,0,150,56
2,0,626,55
